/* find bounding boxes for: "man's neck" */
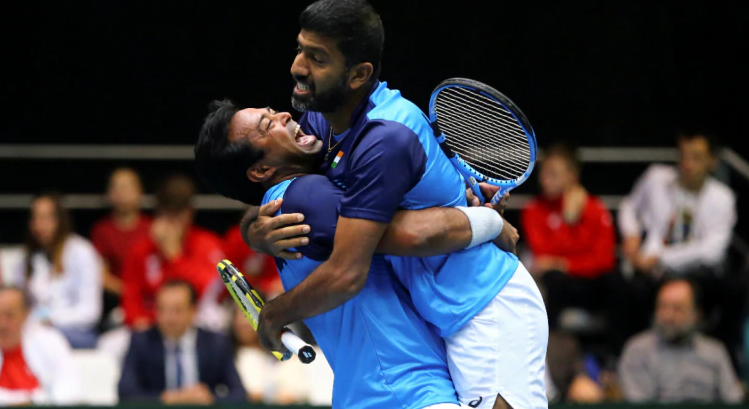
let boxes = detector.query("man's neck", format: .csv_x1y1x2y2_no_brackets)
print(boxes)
679,176,707,193
113,210,140,230
323,85,371,134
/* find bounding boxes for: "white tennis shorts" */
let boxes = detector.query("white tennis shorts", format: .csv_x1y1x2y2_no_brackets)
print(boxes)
445,262,549,409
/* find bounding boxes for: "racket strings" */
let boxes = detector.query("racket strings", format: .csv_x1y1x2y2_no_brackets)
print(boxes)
435,87,531,180
439,93,529,143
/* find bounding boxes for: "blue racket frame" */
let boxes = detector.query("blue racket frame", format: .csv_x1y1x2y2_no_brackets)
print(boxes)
429,78,537,205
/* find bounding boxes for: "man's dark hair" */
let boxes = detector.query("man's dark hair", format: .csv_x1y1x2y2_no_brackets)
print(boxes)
194,99,265,205
300,0,385,81
543,142,581,175
154,173,196,213
159,279,198,306
676,129,721,156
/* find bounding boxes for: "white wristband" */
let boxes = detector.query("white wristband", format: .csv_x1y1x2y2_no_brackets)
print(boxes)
455,206,504,249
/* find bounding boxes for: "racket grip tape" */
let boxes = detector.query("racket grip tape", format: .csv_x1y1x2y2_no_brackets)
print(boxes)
279,328,316,364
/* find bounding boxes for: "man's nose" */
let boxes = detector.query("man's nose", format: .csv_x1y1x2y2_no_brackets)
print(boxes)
291,54,309,78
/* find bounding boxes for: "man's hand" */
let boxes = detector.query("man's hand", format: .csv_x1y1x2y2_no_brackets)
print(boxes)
242,199,310,260
493,219,519,254
256,300,290,356
563,185,588,224
567,375,605,403
182,384,215,404
622,235,641,262
632,253,658,273
151,218,184,260
465,183,507,211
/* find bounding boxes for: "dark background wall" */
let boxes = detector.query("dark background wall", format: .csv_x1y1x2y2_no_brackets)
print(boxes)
2,1,748,244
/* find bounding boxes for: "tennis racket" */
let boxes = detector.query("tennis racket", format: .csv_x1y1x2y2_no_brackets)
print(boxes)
429,78,538,205
217,259,316,364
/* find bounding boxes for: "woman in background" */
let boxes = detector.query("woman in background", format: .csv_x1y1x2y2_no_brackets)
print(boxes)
24,193,102,348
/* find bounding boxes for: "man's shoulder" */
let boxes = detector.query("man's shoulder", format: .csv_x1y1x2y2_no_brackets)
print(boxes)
704,177,735,203
694,333,730,357
623,330,658,354
196,328,231,350
363,81,431,144
129,327,160,346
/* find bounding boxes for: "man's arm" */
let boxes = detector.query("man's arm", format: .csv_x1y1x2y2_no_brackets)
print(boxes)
617,342,656,402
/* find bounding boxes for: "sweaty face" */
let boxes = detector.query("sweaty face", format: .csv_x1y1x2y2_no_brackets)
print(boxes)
678,137,714,189
654,281,697,343
229,107,322,169
290,30,352,113
539,156,575,199
29,197,58,247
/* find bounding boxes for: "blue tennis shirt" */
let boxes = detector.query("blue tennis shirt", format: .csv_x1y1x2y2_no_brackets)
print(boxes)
262,176,458,409
299,80,519,336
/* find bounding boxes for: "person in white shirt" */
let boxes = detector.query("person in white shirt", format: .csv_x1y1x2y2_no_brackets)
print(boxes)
0,286,82,405
21,193,103,349
618,132,736,276
617,131,741,369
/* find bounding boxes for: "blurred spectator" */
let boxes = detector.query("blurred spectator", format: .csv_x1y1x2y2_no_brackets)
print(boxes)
0,286,82,405
121,174,224,329
521,144,616,328
231,305,306,404
618,278,743,403
223,224,283,299
618,131,735,288
118,280,245,404
23,193,102,348
91,167,152,331
545,331,605,404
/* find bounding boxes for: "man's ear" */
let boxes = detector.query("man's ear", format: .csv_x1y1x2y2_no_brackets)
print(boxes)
348,62,374,91
247,165,274,183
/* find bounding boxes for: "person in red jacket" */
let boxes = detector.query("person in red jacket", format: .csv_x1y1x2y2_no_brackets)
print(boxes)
121,174,224,330
521,144,616,332
91,167,152,330
222,224,283,299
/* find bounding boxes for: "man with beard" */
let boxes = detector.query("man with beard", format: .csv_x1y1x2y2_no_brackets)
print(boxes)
237,1,549,408
618,278,743,403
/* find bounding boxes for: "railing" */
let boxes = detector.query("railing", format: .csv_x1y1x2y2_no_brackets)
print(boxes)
1,145,746,211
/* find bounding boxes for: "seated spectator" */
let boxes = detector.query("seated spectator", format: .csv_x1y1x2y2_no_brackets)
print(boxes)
23,193,102,348
91,167,152,331
521,143,616,329
121,174,224,330
0,286,82,405
618,278,743,403
223,224,282,299
618,131,739,364
546,331,605,404
118,280,245,403
618,131,735,289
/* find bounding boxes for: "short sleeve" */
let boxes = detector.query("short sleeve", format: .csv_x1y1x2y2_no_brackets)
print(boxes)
282,175,345,261
339,121,427,223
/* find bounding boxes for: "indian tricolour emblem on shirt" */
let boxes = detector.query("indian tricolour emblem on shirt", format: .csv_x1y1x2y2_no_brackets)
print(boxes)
331,151,344,169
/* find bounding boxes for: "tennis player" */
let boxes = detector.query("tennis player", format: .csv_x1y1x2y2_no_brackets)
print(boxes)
232,1,547,408
196,104,521,408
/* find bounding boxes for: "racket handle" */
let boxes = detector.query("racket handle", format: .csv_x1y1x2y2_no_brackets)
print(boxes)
490,187,510,205
278,328,317,364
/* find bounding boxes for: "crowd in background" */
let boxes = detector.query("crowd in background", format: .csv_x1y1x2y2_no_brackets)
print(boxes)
0,131,746,405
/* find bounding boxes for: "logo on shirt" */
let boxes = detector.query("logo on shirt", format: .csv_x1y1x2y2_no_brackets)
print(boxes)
331,151,344,169
468,396,483,408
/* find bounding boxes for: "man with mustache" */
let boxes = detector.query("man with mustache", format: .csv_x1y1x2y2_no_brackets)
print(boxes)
226,1,548,407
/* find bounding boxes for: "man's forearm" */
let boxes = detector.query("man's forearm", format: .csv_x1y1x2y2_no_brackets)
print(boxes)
377,207,472,256
264,258,366,326
262,217,385,328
